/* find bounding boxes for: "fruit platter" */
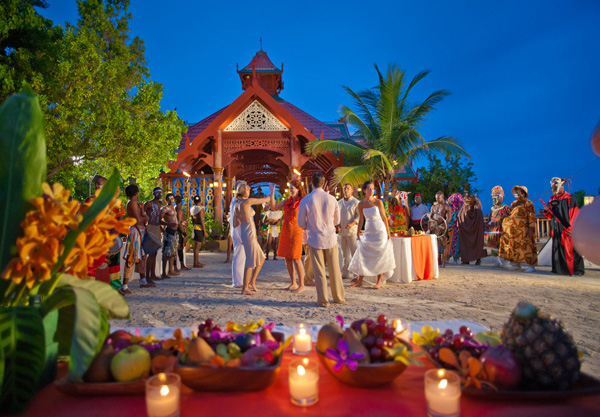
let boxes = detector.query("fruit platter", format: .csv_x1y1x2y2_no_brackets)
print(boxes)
316,315,422,388
413,302,600,399
173,318,292,392
391,227,426,237
55,328,186,396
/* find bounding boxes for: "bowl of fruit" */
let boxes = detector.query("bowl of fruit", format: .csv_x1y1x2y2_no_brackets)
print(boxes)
174,319,291,392
316,315,422,388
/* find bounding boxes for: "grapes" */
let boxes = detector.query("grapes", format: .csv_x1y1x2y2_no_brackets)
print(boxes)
370,347,381,360
375,337,384,348
459,325,468,335
377,314,387,323
363,335,376,348
384,328,395,340
444,329,454,337
429,325,488,363
433,336,444,344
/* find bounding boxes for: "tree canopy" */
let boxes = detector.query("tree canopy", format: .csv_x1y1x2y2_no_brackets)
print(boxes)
1,0,185,194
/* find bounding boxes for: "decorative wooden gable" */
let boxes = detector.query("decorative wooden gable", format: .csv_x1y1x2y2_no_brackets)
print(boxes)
224,100,288,132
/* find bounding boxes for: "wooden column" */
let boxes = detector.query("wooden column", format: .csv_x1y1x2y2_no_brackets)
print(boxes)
224,176,233,215
213,129,224,225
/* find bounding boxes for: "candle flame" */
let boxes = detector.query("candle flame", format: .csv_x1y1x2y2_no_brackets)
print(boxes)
299,328,306,335
437,369,445,378
160,385,170,396
158,373,167,383
439,379,448,389
303,358,309,365
297,365,306,376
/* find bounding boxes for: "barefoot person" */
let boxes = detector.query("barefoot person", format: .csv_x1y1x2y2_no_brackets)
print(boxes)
231,180,247,288
271,180,305,292
121,184,155,295
337,183,359,280
160,193,180,279
232,183,275,295
298,172,345,307
190,195,207,268
174,195,192,271
348,181,395,289
144,187,163,281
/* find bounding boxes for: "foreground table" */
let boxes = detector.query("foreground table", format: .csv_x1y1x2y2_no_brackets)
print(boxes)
18,345,599,417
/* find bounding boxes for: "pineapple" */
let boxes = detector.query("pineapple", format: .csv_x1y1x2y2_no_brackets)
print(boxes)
501,301,580,390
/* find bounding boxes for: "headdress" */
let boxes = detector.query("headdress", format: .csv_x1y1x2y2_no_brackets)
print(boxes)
491,186,504,198
550,177,566,187
511,185,528,198
447,193,464,211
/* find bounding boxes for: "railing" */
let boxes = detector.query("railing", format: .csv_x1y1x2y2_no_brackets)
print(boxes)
536,217,551,241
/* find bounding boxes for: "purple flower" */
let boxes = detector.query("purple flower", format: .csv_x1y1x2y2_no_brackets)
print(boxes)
325,339,365,372
264,322,276,331
263,340,279,351
335,315,344,328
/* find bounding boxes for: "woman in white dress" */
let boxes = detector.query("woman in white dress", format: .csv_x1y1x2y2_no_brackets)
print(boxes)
348,181,396,289
230,181,247,288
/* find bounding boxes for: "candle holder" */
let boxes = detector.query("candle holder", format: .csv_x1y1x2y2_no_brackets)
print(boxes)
146,372,181,417
424,369,461,417
289,358,319,406
293,324,312,355
392,318,411,343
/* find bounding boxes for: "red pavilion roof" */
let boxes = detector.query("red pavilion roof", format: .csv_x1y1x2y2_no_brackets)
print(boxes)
239,51,281,73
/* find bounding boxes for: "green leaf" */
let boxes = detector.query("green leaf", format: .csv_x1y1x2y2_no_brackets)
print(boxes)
54,274,130,319
40,287,102,382
0,87,47,275
39,309,59,388
0,306,46,414
95,309,109,355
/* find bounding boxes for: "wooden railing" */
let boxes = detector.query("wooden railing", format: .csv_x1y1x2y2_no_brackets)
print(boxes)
536,217,551,241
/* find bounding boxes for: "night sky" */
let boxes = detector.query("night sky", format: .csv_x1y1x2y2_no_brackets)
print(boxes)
42,0,600,213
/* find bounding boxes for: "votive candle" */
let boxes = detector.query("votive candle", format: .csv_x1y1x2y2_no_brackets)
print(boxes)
424,369,461,417
293,324,312,355
146,372,181,417
392,318,411,343
289,358,319,406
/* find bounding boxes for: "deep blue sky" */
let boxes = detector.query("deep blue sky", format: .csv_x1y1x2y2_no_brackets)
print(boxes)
42,0,600,212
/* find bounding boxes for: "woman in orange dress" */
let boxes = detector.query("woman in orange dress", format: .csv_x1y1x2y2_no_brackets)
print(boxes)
272,179,306,292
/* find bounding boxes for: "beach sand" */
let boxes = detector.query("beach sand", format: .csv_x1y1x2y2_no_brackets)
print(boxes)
111,252,600,377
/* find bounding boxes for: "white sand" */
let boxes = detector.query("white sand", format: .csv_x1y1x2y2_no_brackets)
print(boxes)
110,252,600,377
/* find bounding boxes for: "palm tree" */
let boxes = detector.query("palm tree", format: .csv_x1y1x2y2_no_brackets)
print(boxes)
306,63,469,193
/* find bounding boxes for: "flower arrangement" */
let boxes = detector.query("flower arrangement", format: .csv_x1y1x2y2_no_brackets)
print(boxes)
0,88,132,413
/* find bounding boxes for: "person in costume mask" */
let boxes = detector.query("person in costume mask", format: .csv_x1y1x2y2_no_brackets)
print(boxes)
498,186,537,272
485,186,511,267
542,177,585,276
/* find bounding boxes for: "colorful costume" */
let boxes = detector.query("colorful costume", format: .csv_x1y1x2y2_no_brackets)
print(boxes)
499,189,537,266
543,190,585,276
388,203,409,233
485,186,510,256
277,197,303,259
446,193,464,261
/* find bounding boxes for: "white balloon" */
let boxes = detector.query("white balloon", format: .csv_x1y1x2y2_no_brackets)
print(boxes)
573,198,600,265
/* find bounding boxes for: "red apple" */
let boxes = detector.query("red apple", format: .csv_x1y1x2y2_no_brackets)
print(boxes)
480,346,522,390
108,329,132,348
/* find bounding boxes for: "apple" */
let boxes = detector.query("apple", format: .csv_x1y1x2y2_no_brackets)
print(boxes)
474,331,502,347
480,346,522,390
241,346,274,367
110,345,151,382
108,329,132,349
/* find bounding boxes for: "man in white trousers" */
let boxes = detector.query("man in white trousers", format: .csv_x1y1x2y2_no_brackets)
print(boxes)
337,183,359,280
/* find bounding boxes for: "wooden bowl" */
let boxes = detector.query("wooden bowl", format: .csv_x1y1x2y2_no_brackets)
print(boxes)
316,341,412,388
174,354,282,392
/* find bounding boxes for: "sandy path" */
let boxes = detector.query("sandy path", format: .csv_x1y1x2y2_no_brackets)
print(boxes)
111,252,600,377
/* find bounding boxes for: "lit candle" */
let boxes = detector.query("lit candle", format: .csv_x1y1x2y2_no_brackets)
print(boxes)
146,373,181,417
424,369,461,417
392,319,411,344
289,358,319,406
293,325,312,355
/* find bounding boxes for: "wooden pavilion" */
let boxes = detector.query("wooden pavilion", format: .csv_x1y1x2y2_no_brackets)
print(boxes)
161,48,353,222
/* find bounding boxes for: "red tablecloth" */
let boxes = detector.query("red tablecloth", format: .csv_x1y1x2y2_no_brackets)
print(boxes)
15,346,600,417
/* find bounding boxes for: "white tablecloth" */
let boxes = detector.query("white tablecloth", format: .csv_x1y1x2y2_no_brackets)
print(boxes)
388,234,439,283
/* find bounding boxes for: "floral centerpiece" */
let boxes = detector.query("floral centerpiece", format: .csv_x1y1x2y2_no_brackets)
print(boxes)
0,88,132,413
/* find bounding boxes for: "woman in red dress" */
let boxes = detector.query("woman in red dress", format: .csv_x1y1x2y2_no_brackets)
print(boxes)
272,180,306,293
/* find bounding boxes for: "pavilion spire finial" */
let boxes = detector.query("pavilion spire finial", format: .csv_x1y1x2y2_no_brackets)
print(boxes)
259,37,263,51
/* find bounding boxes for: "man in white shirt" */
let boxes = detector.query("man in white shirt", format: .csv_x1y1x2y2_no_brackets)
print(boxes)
337,183,359,279
298,172,346,307
410,193,429,231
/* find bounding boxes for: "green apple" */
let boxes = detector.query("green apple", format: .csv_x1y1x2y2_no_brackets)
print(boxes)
474,331,503,347
110,345,151,382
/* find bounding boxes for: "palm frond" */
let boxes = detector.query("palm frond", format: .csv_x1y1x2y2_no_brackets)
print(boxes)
305,139,366,159
405,90,450,125
331,165,375,188
401,70,431,104
363,149,394,177
341,85,378,135
404,136,470,162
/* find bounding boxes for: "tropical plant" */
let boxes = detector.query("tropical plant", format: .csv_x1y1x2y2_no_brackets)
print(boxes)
0,88,131,413
306,63,469,192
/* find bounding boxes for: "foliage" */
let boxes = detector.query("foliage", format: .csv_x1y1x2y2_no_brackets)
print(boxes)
396,154,480,205
0,89,130,412
1,0,186,195
306,63,469,191
573,190,585,208
204,212,226,240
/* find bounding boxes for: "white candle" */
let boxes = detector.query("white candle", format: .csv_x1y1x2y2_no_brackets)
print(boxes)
146,373,181,417
424,369,461,417
293,325,312,354
289,358,319,406
393,319,411,344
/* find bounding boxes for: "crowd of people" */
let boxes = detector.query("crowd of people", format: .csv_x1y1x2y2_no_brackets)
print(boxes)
86,171,586,304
